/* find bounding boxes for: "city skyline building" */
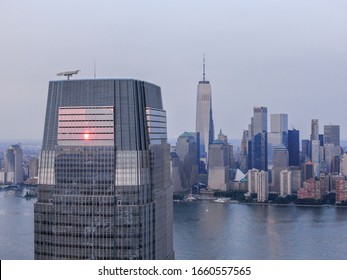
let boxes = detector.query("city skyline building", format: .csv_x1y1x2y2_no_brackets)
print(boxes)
28,157,39,179
195,56,214,165
268,113,288,166
34,78,174,260
3,144,23,184
324,125,340,147
301,139,311,161
303,161,314,181
207,139,231,191
248,107,268,171
287,129,300,167
248,169,268,202
311,119,319,142
173,132,199,190
324,143,342,174
280,169,292,196
311,140,321,176
271,145,289,193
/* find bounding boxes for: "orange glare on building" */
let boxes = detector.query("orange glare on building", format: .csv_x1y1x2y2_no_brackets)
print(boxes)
84,132,90,140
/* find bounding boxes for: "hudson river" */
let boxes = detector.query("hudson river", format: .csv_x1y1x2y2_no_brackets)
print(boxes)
1,188,347,260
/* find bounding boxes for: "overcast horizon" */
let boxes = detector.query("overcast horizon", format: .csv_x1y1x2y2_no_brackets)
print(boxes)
1,0,347,143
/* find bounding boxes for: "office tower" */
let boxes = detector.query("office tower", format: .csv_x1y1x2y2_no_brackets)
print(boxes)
288,129,300,166
195,56,214,164
324,125,340,146
4,144,23,184
34,79,174,260
324,143,342,173
309,119,321,176
268,114,288,166
288,167,302,192
208,140,231,191
253,107,267,134
174,132,199,189
240,130,249,173
248,107,268,171
248,169,268,202
301,139,311,161
271,145,289,192
310,119,319,141
171,152,186,192
28,158,39,178
311,140,321,176
303,161,314,180
270,114,288,135
218,129,236,168
319,134,324,147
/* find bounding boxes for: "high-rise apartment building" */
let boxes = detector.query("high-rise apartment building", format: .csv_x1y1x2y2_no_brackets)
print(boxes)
34,79,174,260
280,170,291,196
195,57,214,164
248,169,268,202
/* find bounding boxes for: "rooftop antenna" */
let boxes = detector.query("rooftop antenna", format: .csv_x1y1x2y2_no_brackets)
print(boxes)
57,70,80,80
203,53,206,82
94,61,96,79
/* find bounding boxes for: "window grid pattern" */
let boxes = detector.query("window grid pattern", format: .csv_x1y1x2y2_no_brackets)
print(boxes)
58,106,114,146
35,79,174,260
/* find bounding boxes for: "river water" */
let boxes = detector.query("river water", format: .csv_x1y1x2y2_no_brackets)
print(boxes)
1,189,347,260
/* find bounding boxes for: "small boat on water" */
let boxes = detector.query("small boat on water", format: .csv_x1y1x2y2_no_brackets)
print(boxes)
213,197,229,203
184,193,196,202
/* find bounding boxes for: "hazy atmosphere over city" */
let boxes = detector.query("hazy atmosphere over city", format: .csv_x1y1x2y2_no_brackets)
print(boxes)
1,0,347,141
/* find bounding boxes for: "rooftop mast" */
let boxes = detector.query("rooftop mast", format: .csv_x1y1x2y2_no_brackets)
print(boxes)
203,54,206,82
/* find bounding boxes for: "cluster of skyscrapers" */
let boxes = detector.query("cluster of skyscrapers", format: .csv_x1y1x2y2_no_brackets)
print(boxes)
10,58,344,260
171,60,347,205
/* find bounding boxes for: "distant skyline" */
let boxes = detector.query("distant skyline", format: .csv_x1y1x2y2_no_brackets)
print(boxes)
1,0,347,142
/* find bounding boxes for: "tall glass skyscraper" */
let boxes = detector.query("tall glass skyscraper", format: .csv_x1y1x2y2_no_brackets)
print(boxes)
195,57,214,163
34,79,174,260
248,107,268,171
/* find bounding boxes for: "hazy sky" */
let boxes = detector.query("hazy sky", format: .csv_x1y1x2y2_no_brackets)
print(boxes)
1,0,347,143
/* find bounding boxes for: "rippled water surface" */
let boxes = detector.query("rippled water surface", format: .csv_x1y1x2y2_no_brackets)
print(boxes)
1,190,347,260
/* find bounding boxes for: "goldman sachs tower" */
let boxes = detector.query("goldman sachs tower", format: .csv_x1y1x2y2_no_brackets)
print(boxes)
34,77,174,260
195,56,214,167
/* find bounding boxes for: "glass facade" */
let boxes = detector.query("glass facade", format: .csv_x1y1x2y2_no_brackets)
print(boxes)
35,79,174,260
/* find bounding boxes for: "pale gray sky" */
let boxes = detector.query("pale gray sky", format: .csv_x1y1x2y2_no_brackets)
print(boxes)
1,0,347,142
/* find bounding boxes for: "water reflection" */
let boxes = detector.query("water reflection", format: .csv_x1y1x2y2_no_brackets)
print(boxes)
174,202,347,260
